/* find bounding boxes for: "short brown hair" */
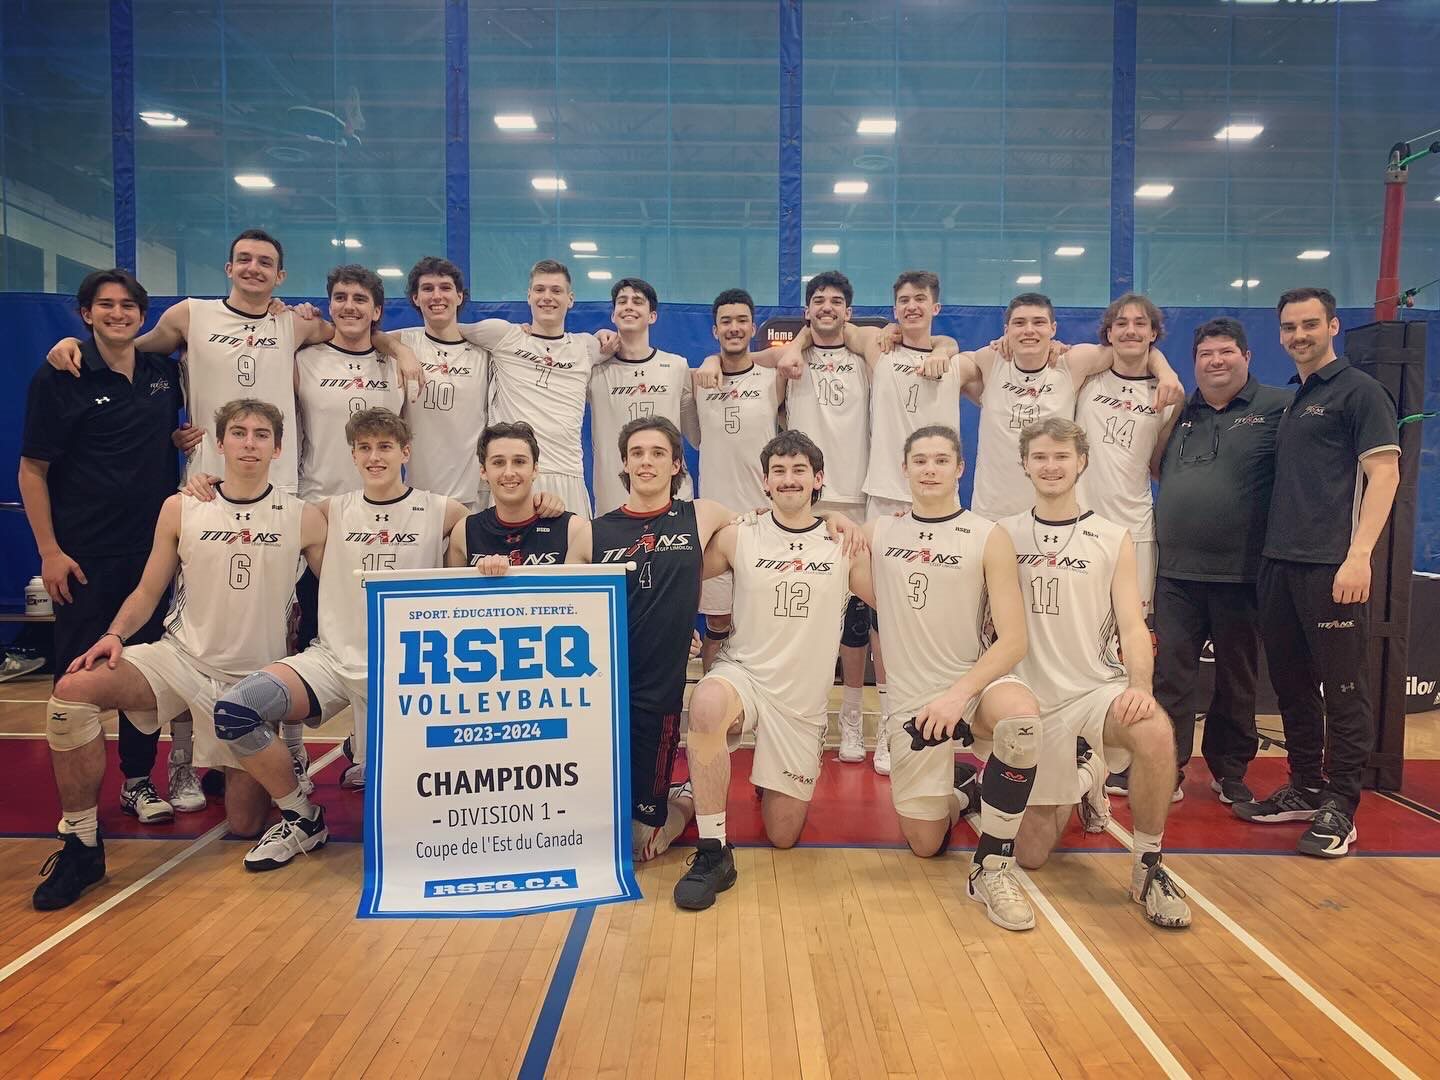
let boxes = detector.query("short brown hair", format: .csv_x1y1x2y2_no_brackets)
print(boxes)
618,415,687,496
893,269,940,301
214,398,285,447
903,424,963,462
1019,417,1088,462
1005,292,1054,324
1099,292,1165,345
530,259,572,285
1277,286,1337,322
760,430,825,504
479,421,540,463
345,407,410,447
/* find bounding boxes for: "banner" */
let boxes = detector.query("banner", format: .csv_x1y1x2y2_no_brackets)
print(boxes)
357,565,639,918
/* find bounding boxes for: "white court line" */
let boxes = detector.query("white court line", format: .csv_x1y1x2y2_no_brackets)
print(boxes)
1104,817,1420,1080
0,743,345,987
962,812,1191,1079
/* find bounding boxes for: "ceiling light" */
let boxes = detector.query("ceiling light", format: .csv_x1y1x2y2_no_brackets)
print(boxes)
1135,183,1174,199
1229,278,1260,288
587,270,612,281
833,180,869,195
494,114,537,131
1215,123,1264,141
233,173,275,190
139,110,187,128
1016,275,1043,285
856,117,897,135
330,237,362,249
531,176,567,192
377,267,403,278
569,241,598,253
811,242,840,255
1297,249,1330,260
1054,246,1085,257
801,275,814,283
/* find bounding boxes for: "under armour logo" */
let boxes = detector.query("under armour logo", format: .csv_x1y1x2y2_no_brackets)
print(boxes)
789,541,804,551
234,512,251,521
1043,533,1059,544
1339,682,1356,693
375,514,390,522
918,532,934,541
242,323,257,333
94,396,111,405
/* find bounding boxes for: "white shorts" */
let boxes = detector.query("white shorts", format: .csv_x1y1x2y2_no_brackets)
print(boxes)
709,661,826,802
1029,682,1135,806
533,472,591,519
123,639,239,768
700,570,733,618
887,674,1029,820
276,640,365,725
865,494,910,522
1133,539,1157,618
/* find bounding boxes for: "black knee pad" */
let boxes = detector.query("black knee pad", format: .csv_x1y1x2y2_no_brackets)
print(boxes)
981,748,1037,816
841,596,871,649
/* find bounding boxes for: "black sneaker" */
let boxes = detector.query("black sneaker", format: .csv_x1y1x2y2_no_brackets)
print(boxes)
1104,769,1129,797
673,838,736,911
1297,801,1356,858
954,760,979,814
33,833,106,911
1233,783,1322,823
1210,776,1253,806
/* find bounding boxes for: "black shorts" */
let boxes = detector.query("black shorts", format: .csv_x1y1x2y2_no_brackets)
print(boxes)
53,551,166,670
842,595,871,649
629,707,681,827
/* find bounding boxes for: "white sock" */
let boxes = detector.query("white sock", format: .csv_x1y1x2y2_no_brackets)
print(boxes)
841,686,862,714
877,684,889,720
697,811,727,845
275,786,317,819
1077,755,1104,801
1133,829,1163,863
953,784,973,815
169,717,193,766
282,722,305,756
59,806,99,847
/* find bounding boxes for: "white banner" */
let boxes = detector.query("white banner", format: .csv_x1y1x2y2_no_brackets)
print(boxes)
357,566,639,918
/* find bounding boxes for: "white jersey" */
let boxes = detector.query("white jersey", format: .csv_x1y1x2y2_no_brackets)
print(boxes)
294,343,405,502
716,516,851,719
397,328,489,505
695,364,780,510
182,299,300,492
999,509,1128,709
785,343,869,505
972,356,1079,520
588,349,698,514
463,321,598,480
164,485,305,680
863,345,963,502
872,510,995,717
1074,369,1172,541
318,487,450,680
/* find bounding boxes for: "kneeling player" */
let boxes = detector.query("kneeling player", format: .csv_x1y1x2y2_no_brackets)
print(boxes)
1000,419,1191,928
850,426,1043,931
33,400,323,908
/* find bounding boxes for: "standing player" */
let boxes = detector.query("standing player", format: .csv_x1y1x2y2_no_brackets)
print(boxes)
588,278,700,515
32,400,322,909
398,256,490,509
851,425,1043,931
1000,418,1191,929
674,431,860,910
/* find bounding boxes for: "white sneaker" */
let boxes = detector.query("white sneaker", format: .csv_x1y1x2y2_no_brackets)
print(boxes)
120,779,174,824
967,854,1035,931
340,762,365,790
244,807,328,871
167,763,207,813
1077,748,1111,834
1130,853,1191,928
872,716,892,776
290,745,315,797
0,653,44,682
838,708,865,763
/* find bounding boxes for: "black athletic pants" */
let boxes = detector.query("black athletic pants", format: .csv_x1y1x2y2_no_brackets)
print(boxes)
1256,556,1373,816
52,551,169,780
1153,576,1260,782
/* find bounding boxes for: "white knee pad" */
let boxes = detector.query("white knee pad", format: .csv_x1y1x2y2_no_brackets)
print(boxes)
992,715,1040,770
47,698,102,751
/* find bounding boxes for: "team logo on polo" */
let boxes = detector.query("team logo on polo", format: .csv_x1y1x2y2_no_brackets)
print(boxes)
199,529,282,544
599,533,694,562
1303,405,1326,418
1230,414,1266,428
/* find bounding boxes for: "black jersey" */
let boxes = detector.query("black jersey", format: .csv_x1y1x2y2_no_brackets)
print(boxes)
464,508,572,565
591,499,703,714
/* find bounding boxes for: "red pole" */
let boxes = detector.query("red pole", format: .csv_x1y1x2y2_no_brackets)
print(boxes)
1375,162,1407,321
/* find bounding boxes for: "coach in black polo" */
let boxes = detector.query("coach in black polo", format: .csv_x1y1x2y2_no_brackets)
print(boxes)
1152,318,1290,807
1233,287,1400,859
18,269,190,825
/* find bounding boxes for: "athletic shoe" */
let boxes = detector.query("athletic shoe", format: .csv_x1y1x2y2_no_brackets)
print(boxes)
201,768,226,798
1297,801,1356,858
120,779,174,824
1210,776,1253,806
0,652,45,682
1130,852,1191,928
967,854,1035,932
33,832,106,911
167,763,207,813
340,762,365,790
1171,775,1185,804
1104,769,1129,797
837,707,865,763
954,760,979,815
673,838,736,911
1077,742,1111,834
1232,783,1322,823
290,745,315,797
669,778,694,811
873,716,892,776
244,807,328,871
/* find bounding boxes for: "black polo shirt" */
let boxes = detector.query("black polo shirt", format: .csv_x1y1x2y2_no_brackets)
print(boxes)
21,341,182,557
1156,376,1291,583
1263,356,1399,565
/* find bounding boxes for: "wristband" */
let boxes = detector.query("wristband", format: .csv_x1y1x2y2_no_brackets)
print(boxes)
102,631,125,645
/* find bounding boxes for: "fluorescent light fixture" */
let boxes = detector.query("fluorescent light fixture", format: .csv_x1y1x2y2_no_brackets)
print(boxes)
1215,123,1264,141
531,176,567,192
1135,183,1174,199
139,110,187,128
569,241,598,253
1016,274,1043,285
1297,249,1330,260
801,275,814,283
587,270,612,281
377,267,403,278
1054,246,1086,257
233,173,275,190
494,113,538,131
330,237,362,249
833,180,869,195
856,117,897,135
1230,278,1260,288
811,242,840,255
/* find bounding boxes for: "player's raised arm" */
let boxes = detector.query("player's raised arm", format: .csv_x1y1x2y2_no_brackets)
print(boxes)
699,516,739,581
134,299,191,358
847,521,878,607
456,318,515,352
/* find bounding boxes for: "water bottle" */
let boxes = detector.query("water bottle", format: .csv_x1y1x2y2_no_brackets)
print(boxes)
25,576,52,616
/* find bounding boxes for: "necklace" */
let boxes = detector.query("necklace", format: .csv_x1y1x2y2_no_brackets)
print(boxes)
1031,511,1079,567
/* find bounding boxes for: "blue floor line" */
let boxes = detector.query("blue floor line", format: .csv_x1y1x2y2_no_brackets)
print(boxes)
517,904,595,1079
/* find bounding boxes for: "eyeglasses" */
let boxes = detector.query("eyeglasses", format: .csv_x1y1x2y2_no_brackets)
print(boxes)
1177,422,1219,465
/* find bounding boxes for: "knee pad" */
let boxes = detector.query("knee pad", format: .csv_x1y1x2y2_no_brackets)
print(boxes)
841,596,871,649
992,715,1039,770
213,672,291,757
703,620,731,642
46,698,102,751
982,715,1041,818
